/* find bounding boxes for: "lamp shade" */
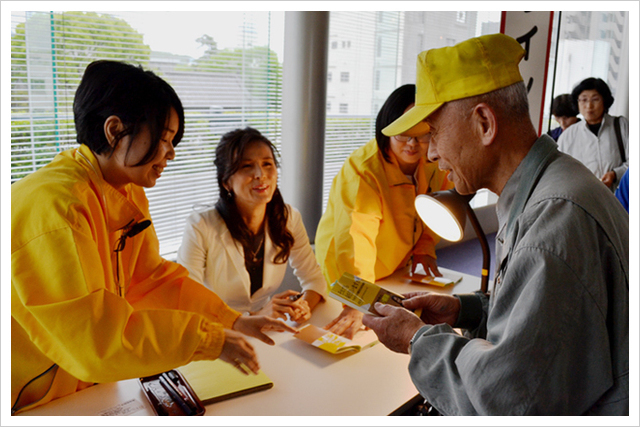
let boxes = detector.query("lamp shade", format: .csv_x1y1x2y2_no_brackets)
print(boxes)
415,188,491,294
414,189,473,242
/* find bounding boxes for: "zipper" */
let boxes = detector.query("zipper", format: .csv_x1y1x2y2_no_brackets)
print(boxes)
11,364,58,415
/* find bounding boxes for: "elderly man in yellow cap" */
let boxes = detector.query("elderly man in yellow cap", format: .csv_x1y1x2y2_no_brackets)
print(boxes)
363,34,629,415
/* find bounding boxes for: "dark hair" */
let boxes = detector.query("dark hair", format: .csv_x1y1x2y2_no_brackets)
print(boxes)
73,60,185,166
214,127,293,264
571,77,614,114
551,93,578,117
375,84,417,163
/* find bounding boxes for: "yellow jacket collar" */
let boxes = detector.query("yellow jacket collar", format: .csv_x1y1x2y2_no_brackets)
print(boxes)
73,145,145,232
383,150,433,194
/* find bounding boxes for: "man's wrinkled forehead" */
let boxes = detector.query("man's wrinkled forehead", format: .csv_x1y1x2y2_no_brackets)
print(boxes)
423,104,447,129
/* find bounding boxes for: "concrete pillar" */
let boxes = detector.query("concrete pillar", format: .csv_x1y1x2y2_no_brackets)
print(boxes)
280,11,329,243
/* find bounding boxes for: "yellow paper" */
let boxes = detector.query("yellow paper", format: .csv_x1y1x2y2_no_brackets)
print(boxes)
294,324,378,354
329,272,405,316
178,359,273,405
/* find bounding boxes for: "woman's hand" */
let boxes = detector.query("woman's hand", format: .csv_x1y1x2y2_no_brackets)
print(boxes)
412,254,442,277
255,290,310,321
232,314,298,346
601,171,616,188
324,306,364,339
219,329,260,375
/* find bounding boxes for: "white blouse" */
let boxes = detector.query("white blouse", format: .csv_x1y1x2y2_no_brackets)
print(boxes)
177,204,327,313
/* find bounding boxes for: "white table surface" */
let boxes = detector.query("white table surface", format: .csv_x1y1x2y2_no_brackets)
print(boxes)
18,267,481,417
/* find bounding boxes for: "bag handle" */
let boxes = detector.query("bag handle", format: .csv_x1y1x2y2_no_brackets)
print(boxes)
614,116,626,163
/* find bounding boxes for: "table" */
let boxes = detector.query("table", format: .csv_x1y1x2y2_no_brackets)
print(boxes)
18,266,481,417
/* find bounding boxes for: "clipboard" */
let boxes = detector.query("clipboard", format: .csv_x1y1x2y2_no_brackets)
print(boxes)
177,359,273,405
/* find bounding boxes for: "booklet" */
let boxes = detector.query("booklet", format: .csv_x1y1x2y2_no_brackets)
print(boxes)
294,324,378,354
405,264,463,287
328,272,406,316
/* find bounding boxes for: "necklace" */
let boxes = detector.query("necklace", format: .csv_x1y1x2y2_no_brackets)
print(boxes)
247,234,265,263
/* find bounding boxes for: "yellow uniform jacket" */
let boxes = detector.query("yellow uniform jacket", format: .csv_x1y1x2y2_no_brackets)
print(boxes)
315,138,453,284
11,145,240,414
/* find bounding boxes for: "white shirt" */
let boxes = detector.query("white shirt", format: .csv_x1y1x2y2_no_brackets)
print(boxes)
177,204,327,313
557,113,628,191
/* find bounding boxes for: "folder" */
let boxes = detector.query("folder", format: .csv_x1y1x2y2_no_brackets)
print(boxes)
177,359,273,405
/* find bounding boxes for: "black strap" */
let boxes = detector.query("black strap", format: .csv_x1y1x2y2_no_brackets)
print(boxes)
614,116,626,163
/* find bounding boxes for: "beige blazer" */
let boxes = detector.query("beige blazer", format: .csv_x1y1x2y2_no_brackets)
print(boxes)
177,204,327,313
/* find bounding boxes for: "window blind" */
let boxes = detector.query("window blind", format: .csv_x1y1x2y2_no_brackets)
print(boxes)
10,11,284,258
323,11,502,212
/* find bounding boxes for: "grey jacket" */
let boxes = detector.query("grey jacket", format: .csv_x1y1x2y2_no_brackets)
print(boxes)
408,136,629,415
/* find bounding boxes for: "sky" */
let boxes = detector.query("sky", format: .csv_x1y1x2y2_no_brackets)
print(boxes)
115,11,286,61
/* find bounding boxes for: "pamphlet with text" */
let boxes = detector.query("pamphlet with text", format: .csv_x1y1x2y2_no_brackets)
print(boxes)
294,324,378,354
329,272,406,316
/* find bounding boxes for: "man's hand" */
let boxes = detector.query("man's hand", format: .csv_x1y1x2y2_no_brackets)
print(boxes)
232,314,298,346
402,292,461,327
362,303,424,354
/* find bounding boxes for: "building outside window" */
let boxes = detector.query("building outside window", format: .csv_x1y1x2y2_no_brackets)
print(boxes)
8,9,631,253
9,10,284,257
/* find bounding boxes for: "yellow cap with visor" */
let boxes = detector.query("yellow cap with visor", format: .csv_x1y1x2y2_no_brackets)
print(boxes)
382,33,526,137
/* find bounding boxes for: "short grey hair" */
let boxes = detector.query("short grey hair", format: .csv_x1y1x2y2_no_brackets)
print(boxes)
452,81,531,122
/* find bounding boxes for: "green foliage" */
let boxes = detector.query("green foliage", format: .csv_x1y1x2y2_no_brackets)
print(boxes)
10,12,151,181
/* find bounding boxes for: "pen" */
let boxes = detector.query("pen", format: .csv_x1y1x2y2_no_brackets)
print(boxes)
159,374,194,415
289,292,303,301
165,371,198,411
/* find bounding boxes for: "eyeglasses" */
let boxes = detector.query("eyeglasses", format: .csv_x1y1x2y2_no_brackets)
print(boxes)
578,96,602,105
393,134,430,143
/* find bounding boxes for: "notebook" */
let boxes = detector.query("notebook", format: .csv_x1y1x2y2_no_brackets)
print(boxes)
177,359,273,405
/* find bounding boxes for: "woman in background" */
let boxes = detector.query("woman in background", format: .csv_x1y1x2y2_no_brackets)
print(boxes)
547,93,580,141
178,127,326,322
315,84,453,338
11,61,293,414
557,77,628,192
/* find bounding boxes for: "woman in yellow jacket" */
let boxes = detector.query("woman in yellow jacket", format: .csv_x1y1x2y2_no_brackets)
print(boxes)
11,60,294,414
315,84,453,338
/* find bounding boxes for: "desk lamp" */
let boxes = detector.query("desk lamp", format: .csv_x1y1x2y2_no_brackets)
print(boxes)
415,189,490,294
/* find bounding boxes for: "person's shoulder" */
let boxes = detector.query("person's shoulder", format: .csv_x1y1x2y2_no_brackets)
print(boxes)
185,205,223,228
533,152,627,224
345,139,382,169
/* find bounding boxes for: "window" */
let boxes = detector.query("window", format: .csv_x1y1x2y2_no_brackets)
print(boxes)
331,41,338,49
30,79,45,91
323,11,501,211
544,11,630,130
327,71,332,82
10,11,284,258
326,102,331,111
340,72,349,82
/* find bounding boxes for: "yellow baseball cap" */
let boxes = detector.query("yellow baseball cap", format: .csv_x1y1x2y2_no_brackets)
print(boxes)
382,33,526,136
